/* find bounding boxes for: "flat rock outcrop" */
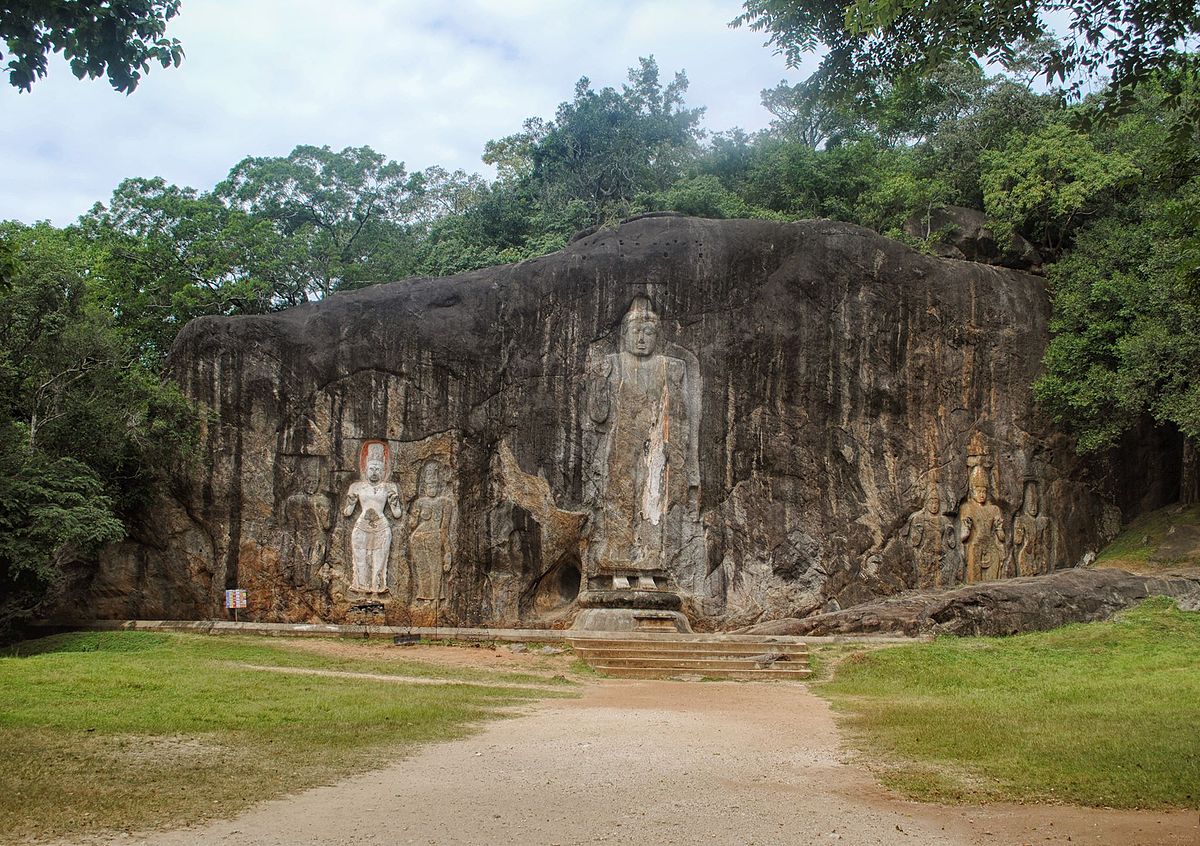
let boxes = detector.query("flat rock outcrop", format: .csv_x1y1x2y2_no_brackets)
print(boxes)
742,568,1200,637
59,215,1181,629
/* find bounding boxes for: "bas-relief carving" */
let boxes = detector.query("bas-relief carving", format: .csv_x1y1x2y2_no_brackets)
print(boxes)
903,485,962,589
343,441,402,593
1014,479,1052,576
582,297,702,588
408,459,456,602
959,464,1007,582
279,456,334,584
486,441,586,623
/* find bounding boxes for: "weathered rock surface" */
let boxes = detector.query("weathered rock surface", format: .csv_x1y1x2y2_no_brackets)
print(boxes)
742,568,1200,637
59,215,1182,629
903,206,1043,273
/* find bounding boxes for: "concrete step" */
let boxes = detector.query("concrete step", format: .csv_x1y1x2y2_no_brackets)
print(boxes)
566,631,812,681
567,631,809,644
589,664,812,681
571,644,810,660
575,655,808,671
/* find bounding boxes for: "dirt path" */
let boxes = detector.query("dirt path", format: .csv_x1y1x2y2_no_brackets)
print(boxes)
65,680,1197,846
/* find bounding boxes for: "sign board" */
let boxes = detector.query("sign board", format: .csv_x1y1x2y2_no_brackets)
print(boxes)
224,589,248,610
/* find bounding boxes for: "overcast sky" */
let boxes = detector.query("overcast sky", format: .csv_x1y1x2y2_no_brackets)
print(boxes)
0,0,819,226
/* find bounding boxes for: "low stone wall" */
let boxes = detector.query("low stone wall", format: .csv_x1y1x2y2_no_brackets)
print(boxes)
743,568,1200,637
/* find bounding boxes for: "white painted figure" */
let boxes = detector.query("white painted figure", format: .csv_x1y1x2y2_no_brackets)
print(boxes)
343,441,402,593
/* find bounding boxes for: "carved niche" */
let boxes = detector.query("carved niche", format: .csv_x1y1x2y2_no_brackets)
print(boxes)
342,441,402,594
581,296,702,591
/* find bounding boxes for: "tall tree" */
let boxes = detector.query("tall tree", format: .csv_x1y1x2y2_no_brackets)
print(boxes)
0,221,197,629
217,145,425,297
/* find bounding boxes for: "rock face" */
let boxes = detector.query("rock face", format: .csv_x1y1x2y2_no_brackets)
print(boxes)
741,568,1200,637
61,216,1179,629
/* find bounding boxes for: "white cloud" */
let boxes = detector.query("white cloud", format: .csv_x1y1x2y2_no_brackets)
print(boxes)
0,0,817,225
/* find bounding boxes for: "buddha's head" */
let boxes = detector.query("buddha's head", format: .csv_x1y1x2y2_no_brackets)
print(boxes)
620,296,661,357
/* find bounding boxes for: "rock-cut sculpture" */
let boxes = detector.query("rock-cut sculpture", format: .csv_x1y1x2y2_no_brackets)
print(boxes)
903,484,962,588
409,459,457,602
582,296,701,594
343,441,402,593
280,456,334,584
1013,479,1052,576
959,464,1007,582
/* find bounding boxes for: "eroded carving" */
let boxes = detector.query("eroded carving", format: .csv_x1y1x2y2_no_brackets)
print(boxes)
280,456,334,584
1013,479,1052,576
408,459,457,602
903,484,962,588
959,464,1007,582
343,441,402,593
582,297,701,591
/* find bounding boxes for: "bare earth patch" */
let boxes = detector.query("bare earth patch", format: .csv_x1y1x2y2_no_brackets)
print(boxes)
49,679,1198,846
265,636,580,677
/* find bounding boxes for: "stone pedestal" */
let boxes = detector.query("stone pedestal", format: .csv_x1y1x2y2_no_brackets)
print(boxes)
572,607,692,633
573,567,692,632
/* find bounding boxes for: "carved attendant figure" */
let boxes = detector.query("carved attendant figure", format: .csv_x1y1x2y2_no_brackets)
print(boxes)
584,297,700,578
409,459,457,602
904,485,961,588
343,442,402,593
281,457,334,584
959,465,1007,582
1013,480,1051,576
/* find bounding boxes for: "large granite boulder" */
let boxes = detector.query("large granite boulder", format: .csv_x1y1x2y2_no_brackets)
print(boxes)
903,206,1043,272
59,215,1180,629
741,568,1200,637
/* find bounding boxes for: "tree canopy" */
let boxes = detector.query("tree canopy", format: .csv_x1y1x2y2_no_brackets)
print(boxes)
2,0,184,92
733,0,1200,115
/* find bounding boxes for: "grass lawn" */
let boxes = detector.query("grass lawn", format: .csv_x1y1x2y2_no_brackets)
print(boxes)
819,598,1200,809
0,631,577,842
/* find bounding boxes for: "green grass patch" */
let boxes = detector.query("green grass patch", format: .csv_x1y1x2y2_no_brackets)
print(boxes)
820,598,1200,809
0,631,575,842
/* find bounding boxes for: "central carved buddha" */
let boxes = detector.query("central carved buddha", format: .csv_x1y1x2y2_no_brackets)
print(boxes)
580,296,701,620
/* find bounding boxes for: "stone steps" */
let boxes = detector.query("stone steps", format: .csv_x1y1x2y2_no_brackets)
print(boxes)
567,632,812,681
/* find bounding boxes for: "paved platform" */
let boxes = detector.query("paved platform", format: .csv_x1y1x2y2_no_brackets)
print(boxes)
32,618,928,644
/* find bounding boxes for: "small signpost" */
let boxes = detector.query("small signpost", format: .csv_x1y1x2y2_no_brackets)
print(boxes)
224,588,248,622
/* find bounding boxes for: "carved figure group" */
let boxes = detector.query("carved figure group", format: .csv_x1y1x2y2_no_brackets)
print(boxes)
338,443,458,599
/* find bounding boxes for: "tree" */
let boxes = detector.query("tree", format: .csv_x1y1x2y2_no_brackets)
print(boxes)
980,123,1141,253
217,145,426,297
0,221,197,629
1032,79,1200,452
2,0,183,92
508,57,706,225
733,0,1200,113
